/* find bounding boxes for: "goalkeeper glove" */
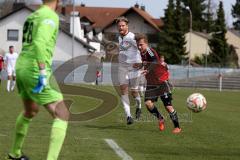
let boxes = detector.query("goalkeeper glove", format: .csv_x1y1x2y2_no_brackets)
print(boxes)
32,69,47,93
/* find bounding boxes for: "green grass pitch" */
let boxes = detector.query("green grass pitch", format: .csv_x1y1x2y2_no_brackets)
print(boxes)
0,84,240,160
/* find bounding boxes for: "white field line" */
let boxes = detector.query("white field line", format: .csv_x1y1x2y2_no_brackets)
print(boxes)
0,133,7,137
104,139,133,160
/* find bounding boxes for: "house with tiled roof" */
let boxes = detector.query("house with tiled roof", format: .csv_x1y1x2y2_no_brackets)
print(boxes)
185,30,240,66
0,4,96,62
58,3,163,47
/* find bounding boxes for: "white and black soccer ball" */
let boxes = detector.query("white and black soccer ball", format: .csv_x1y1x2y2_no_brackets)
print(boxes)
186,93,207,112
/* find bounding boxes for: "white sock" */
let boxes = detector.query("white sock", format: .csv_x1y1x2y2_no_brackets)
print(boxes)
121,94,131,117
135,95,142,109
11,80,16,91
7,80,11,92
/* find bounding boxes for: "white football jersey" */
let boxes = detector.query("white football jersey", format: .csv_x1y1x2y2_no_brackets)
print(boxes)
4,52,18,70
118,32,142,64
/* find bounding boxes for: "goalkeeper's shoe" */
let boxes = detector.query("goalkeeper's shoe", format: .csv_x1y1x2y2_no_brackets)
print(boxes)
158,119,165,131
7,154,29,160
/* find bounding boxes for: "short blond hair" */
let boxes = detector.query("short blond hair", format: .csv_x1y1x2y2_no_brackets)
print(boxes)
135,34,148,44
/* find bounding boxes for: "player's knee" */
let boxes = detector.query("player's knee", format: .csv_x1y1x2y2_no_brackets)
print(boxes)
24,107,39,118
120,84,128,93
54,101,70,121
131,90,139,98
165,105,174,113
145,100,154,109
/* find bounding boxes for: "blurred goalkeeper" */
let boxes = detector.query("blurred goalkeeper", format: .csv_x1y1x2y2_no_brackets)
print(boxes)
135,34,181,134
7,0,69,159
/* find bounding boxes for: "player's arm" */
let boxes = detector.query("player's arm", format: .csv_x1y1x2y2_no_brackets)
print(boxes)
32,18,57,93
145,48,158,73
132,62,143,69
3,55,7,70
0,57,3,69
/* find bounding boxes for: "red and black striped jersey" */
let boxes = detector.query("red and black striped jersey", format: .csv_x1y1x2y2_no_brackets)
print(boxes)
140,48,169,84
0,56,4,70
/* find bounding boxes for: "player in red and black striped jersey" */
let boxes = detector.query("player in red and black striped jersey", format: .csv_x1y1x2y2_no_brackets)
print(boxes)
135,34,181,133
0,54,4,86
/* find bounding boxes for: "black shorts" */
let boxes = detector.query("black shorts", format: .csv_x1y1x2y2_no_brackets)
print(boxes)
144,82,173,106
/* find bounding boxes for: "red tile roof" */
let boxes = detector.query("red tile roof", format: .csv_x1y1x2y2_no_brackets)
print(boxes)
62,5,162,31
129,7,161,31
64,6,127,29
152,18,164,28
31,5,163,31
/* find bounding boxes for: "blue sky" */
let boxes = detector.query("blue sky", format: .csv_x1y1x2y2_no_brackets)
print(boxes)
76,0,236,27
26,0,237,26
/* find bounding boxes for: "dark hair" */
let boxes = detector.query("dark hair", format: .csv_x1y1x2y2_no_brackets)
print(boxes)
135,34,148,44
115,16,129,24
9,46,14,49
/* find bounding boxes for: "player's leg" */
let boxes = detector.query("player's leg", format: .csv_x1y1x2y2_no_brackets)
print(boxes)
11,70,16,91
144,85,165,130
138,73,146,97
44,100,69,160
120,84,133,124
130,89,142,119
7,73,12,92
118,65,133,124
160,93,181,133
145,100,163,120
129,72,142,120
145,98,165,131
8,99,39,159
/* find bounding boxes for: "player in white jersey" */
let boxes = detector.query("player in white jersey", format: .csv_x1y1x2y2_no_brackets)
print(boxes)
116,17,142,124
4,46,18,92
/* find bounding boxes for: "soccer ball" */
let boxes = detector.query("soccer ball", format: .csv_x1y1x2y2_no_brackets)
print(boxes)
186,93,207,112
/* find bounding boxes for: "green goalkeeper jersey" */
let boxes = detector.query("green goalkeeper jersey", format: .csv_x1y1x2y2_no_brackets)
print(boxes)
17,5,59,70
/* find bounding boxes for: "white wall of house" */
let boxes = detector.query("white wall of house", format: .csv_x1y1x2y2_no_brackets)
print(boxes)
185,31,240,65
0,9,29,54
55,31,90,61
105,12,157,34
0,8,90,62
226,31,240,65
185,32,210,59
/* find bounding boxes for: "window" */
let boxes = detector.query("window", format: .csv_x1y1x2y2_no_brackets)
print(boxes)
7,29,19,41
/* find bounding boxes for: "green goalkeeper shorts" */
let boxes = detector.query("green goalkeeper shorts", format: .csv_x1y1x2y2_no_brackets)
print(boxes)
16,66,63,106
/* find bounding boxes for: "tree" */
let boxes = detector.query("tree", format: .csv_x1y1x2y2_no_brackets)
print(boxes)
208,1,229,67
173,0,187,62
232,0,240,30
204,0,214,33
227,45,239,68
157,0,177,63
157,0,187,64
181,0,207,32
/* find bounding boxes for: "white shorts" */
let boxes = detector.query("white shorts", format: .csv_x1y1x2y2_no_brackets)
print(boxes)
118,63,141,90
7,68,16,76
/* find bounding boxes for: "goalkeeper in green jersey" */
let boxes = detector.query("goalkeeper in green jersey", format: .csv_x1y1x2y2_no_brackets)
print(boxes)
7,0,69,160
